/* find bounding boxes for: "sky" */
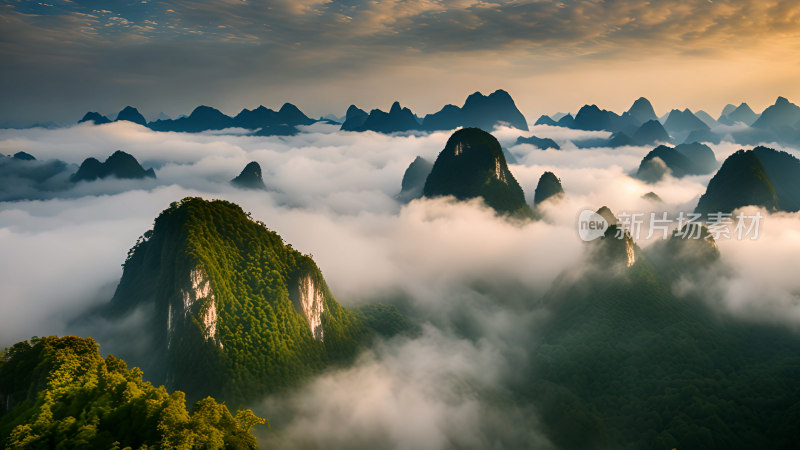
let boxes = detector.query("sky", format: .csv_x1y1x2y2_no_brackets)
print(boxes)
3,0,800,126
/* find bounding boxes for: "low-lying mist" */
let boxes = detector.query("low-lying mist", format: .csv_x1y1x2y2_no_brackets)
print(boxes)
2,121,800,447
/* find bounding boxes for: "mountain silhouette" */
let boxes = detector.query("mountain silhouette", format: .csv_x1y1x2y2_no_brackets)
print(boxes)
663,109,710,135
636,143,716,182
78,112,111,125
533,171,564,205
719,102,758,126
115,106,147,126
572,105,630,132
231,161,267,190
627,97,658,124
149,106,234,132
357,101,420,133
423,89,528,131
534,115,559,126
693,110,718,128
752,97,800,131
12,151,36,161
340,105,369,131
398,156,434,202
632,119,670,145
71,150,156,182
515,135,560,150
695,149,779,214
423,128,529,215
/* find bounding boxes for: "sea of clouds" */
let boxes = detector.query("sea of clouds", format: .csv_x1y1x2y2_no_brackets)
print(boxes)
1,121,799,448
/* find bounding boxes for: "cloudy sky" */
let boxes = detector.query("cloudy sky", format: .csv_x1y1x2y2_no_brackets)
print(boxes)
3,0,800,126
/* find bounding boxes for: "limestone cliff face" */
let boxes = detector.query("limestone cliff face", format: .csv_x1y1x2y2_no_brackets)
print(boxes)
168,268,220,348
293,274,325,341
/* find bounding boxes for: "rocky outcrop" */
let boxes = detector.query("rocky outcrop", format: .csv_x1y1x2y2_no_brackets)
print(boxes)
292,274,325,341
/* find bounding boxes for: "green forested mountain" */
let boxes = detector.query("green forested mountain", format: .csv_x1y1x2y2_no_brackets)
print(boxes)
0,336,263,449
523,225,800,449
695,148,780,214
423,128,531,216
96,197,405,406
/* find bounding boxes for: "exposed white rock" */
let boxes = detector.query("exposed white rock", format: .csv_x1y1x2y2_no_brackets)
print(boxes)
295,275,325,341
179,269,221,346
625,237,636,267
454,141,466,156
494,157,508,183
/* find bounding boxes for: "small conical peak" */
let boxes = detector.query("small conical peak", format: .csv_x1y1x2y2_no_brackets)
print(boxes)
242,161,262,178
389,101,402,114
346,105,362,115
488,89,513,101
533,171,564,205
642,192,663,202
13,151,36,161
231,161,266,190
776,96,790,105
596,206,617,225
189,105,222,118
279,103,300,114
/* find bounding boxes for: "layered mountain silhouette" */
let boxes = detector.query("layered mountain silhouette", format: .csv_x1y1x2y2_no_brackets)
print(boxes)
92,198,404,405
398,156,433,202
627,97,658,124
693,110,718,128
533,171,564,205
423,128,530,215
422,89,528,131
534,115,559,126
636,142,716,182
515,135,560,150
356,101,420,133
82,103,316,136
572,104,630,132
718,103,759,126
663,109,710,135
342,89,529,133
231,161,267,190
631,120,670,145
752,96,800,131
71,150,156,182
340,105,369,131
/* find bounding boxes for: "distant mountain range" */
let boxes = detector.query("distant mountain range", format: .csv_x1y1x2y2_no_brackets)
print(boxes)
533,96,800,148
78,89,529,136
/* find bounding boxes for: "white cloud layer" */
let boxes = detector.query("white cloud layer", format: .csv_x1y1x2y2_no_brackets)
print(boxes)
2,122,800,447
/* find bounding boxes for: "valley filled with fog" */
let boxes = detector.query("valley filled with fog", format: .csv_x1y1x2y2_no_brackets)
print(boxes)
3,119,800,448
